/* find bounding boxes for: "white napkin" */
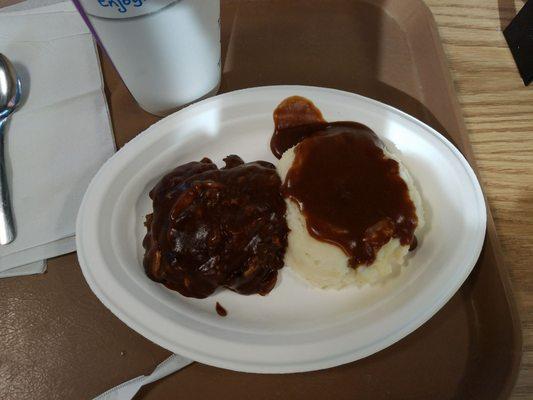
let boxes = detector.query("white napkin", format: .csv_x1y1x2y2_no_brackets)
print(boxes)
0,1,115,275
1,0,68,12
0,260,46,278
93,354,194,400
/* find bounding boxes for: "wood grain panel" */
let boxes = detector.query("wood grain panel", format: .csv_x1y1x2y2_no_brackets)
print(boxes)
425,1,533,397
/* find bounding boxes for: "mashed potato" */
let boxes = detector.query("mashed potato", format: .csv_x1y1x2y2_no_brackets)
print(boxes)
277,145,424,289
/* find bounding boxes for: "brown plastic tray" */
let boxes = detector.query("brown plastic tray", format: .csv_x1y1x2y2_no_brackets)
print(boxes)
0,1,522,399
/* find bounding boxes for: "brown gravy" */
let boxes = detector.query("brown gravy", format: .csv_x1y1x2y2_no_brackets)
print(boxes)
271,96,418,267
215,302,227,317
143,155,288,298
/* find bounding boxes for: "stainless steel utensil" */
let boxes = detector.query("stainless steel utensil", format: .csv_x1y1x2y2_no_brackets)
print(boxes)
0,54,21,245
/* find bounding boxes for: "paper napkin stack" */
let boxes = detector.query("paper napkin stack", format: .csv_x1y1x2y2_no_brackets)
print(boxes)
0,0,115,277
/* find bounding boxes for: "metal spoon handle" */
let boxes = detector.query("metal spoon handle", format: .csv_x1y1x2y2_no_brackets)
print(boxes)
0,117,15,245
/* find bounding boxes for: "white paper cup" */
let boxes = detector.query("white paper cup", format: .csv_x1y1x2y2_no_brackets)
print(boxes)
75,0,221,116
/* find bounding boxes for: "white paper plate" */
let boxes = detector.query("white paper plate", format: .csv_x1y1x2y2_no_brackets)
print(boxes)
76,86,486,373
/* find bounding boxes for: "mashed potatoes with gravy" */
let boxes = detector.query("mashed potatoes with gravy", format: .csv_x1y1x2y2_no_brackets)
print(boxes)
277,145,424,289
